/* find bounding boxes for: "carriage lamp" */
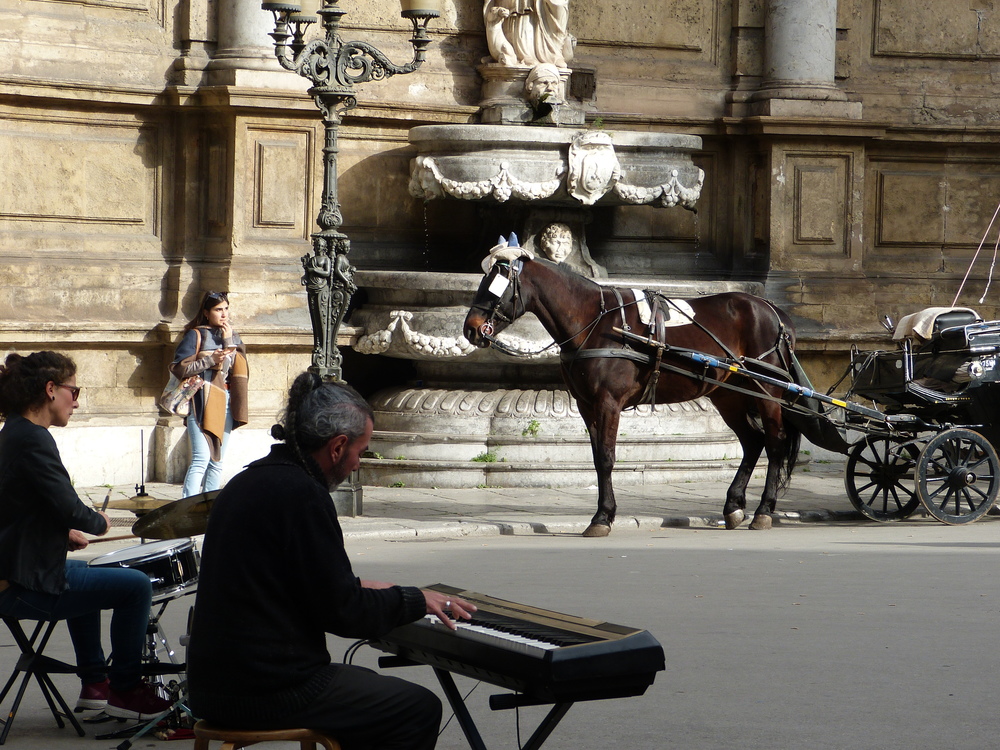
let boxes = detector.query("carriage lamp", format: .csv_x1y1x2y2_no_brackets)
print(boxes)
261,0,440,381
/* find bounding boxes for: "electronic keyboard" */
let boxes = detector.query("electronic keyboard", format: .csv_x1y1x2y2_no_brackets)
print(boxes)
371,584,665,704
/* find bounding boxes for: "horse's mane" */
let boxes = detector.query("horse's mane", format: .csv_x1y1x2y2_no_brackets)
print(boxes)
527,257,603,298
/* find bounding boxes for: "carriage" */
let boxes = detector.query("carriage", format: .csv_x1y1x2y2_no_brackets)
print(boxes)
838,307,1000,524
603,303,1000,526
462,238,1000,532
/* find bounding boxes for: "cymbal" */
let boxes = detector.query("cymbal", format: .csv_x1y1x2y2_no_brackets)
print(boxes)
131,490,220,540
104,496,172,513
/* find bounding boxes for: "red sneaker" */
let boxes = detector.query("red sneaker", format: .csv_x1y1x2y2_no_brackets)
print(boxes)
106,681,173,720
75,678,109,711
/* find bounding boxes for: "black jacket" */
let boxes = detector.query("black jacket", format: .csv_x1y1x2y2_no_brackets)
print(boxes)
0,415,107,594
186,444,426,725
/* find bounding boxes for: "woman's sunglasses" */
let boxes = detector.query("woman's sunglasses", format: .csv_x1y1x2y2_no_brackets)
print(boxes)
56,384,81,400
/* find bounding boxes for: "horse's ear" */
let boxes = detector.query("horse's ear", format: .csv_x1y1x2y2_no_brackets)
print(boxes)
507,232,520,247
496,235,508,247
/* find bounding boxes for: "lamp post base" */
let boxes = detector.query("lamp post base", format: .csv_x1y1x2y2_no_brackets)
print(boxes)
332,469,363,517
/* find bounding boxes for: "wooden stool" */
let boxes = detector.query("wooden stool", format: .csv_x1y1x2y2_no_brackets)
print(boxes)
192,720,341,750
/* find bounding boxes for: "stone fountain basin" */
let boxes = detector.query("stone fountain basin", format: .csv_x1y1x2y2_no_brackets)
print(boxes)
408,124,705,207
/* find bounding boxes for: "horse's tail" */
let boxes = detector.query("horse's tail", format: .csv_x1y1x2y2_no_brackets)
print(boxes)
778,339,851,491
776,403,802,494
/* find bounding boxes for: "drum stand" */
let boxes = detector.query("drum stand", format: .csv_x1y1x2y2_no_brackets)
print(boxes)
94,598,196,750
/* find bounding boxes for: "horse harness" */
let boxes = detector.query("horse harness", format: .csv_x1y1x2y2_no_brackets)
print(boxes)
564,288,796,407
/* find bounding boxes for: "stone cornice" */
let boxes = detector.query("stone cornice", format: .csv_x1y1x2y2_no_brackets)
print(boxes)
721,116,890,139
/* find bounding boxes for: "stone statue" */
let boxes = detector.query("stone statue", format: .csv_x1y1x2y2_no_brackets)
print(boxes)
484,0,574,68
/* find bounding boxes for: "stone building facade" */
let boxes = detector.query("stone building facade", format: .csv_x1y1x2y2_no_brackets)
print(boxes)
2,0,999,485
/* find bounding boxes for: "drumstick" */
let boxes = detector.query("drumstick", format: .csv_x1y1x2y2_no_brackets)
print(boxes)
100,491,111,513
92,534,138,544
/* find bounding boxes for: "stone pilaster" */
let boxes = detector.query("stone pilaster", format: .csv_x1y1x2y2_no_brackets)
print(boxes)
749,0,861,118
205,0,308,90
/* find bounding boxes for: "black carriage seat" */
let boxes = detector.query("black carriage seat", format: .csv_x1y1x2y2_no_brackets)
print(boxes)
889,307,1000,394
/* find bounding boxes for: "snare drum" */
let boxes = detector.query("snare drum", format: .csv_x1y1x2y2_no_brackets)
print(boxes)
88,538,200,602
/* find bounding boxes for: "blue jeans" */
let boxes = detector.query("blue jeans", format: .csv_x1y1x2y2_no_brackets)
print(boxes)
0,560,153,690
183,391,233,498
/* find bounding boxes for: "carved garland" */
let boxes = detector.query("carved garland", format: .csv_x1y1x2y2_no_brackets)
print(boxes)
353,309,557,359
410,156,565,203
613,168,706,209
410,156,704,208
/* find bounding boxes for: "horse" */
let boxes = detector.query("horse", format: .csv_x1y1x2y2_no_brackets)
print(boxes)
463,245,805,536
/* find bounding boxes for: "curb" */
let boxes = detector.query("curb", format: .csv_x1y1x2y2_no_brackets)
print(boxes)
338,507,862,541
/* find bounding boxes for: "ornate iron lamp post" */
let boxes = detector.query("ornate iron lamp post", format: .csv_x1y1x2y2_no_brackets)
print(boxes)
261,0,441,381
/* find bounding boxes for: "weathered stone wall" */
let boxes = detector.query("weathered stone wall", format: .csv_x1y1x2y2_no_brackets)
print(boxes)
3,0,1000,483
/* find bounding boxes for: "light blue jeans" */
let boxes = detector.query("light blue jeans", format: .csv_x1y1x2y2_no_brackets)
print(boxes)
182,391,233,498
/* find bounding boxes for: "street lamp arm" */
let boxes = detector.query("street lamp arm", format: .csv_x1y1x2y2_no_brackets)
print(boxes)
272,35,431,89
338,37,429,84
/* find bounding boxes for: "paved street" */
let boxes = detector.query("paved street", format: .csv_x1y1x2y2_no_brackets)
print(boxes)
5,460,1000,749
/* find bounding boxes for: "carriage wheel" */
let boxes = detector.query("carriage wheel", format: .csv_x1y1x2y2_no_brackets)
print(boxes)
844,436,921,522
915,428,1000,525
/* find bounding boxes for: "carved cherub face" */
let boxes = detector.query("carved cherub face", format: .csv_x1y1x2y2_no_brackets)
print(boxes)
540,224,573,263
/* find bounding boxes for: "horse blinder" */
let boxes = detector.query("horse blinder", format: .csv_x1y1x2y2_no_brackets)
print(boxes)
476,260,521,338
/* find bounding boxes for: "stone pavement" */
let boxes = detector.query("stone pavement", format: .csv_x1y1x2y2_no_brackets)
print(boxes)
80,458,863,548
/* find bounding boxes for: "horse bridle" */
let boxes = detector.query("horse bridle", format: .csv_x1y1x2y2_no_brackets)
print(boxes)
471,258,611,357
471,259,526,342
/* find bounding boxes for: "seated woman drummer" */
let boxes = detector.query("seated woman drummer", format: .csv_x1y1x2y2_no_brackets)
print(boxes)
0,351,173,720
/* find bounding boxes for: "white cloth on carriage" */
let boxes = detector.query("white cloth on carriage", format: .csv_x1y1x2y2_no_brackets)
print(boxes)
892,307,981,342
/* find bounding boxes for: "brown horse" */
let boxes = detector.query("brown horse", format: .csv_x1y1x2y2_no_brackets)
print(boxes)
463,249,804,536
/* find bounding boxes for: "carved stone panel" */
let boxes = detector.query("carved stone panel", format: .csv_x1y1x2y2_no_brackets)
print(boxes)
573,0,714,52
792,158,846,250
875,169,945,247
245,127,314,240
871,159,1000,267
786,153,851,257
874,0,1000,58
0,112,161,242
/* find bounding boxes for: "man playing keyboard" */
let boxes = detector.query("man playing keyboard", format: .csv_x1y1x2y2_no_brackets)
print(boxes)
186,373,475,750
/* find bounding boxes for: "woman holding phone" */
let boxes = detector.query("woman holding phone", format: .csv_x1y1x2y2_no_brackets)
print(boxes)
171,291,249,497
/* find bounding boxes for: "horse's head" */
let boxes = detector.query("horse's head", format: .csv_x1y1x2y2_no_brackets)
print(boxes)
463,256,527,348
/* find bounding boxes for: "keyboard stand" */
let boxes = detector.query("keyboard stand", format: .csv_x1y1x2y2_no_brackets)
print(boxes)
379,656,574,750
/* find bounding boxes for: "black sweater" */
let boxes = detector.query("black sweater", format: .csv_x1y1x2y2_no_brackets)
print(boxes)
186,445,426,724
0,415,108,594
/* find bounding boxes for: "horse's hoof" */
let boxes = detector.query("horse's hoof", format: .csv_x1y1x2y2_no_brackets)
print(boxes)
582,523,612,537
749,514,773,530
724,509,745,530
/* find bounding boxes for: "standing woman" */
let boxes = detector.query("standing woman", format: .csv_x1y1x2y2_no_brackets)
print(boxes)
0,351,172,719
171,291,249,498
